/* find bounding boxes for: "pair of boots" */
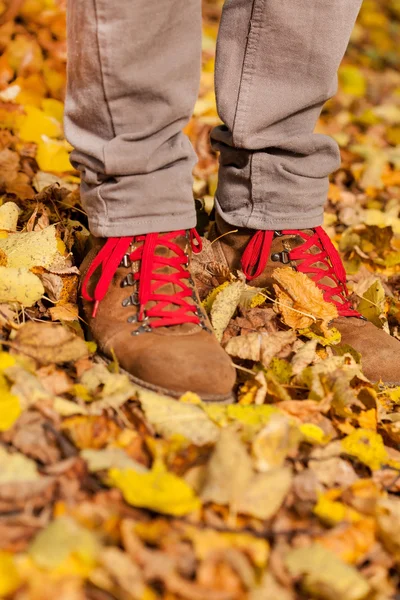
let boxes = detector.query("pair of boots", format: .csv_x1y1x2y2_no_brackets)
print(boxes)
81,218,400,402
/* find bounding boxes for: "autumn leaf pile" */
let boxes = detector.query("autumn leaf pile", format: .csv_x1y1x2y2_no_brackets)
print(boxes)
0,0,400,598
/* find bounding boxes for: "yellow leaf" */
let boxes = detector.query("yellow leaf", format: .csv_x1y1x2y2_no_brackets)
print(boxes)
0,378,21,431
0,202,19,232
0,267,44,306
272,267,338,332
341,429,389,471
314,494,363,526
300,423,330,445
109,460,201,516
210,281,245,341
36,137,72,172
42,98,64,123
0,552,20,596
357,280,387,328
18,105,61,143
0,225,59,269
339,65,367,97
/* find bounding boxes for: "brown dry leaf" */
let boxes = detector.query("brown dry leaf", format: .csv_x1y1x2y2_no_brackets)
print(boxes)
272,267,338,331
12,322,88,365
40,272,63,302
49,302,79,322
308,457,358,488
97,547,146,600
0,147,19,185
225,330,296,368
291,339,318,376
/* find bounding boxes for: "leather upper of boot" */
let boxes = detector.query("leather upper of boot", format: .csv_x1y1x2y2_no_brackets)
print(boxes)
210,214,400,385
80,230,235,401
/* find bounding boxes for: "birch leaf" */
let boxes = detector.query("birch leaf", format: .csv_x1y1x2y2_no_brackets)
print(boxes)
0,266,44,306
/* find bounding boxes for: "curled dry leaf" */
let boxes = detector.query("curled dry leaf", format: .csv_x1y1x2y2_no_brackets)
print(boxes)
225,330,296,368
272,267,338,331
211,281,245,341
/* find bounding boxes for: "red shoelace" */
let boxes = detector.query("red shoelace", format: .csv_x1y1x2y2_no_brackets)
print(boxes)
82,229,202,328
241,226,359,317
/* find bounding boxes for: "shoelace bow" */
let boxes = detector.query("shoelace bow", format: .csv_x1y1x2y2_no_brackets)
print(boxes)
241,226,359,317
82,229,202,328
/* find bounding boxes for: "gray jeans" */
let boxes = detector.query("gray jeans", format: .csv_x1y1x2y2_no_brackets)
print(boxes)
65,0,362,237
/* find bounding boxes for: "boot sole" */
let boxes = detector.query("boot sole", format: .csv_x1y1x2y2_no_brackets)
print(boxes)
95,353,235,405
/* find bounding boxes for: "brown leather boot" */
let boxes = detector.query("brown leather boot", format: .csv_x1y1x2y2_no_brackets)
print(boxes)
210,214,400,385
80,229,236,401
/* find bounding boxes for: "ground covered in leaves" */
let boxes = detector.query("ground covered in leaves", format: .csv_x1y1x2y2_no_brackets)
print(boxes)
0,0,400,598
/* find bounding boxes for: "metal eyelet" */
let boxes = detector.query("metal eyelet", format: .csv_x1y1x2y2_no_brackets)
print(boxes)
121,292,140,307
132,323,152,336
120,254,132,268
121,272,135,288
271,250,290,264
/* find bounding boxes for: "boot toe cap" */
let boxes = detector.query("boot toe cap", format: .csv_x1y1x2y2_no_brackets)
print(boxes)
118,330,236,401
335,317,400,384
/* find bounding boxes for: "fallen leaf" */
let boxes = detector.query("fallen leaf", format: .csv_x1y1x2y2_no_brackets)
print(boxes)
285,543,371,600
29,516,100,571
0,266,44,306
291,339,318,376
137,387,220,446
0,552,20,596
109,460,201,517
272,267,338,331
252,413,300,472
49,302,79,321
0,225,60,269
376,496,400,562
357,279,387,328
0,201,18,231
200,428,292,519
225,330,296,368
211,281,245,341
12,322,88,365
81,448,147,473
341,429,391,471
0,446,39,483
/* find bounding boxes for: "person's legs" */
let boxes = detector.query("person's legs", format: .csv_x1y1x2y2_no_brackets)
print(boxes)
66,0,236,401
212,0,362,230
209,0,400,385
65,0,201,237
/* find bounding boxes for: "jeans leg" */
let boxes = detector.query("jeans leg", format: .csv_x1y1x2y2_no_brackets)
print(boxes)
212,0,362,230
65,0,202,237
